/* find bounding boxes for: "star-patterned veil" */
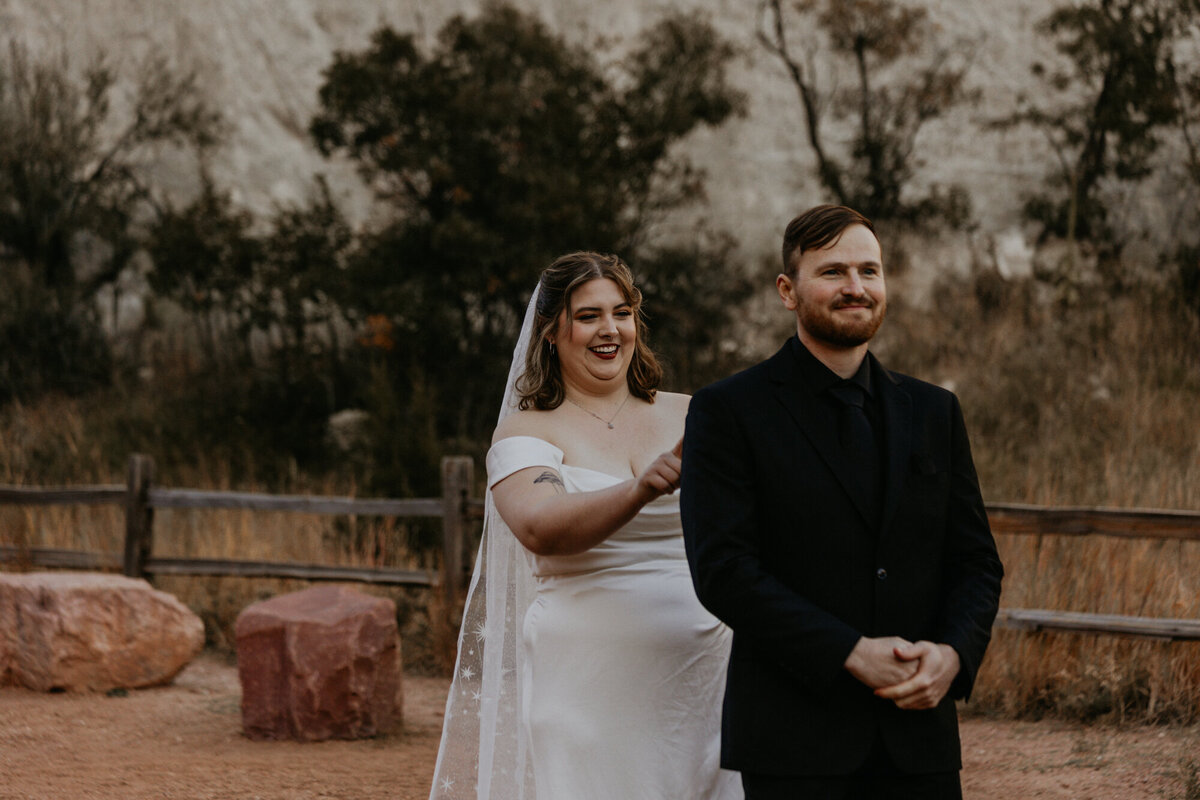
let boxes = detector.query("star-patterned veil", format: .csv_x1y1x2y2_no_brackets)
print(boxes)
428,282,542,800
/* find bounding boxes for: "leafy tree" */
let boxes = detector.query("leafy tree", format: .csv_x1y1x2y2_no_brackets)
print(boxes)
150,175,354,366
145,178,261,365
252,178,355,378
1184,63,1200,187
636,232,756,392
0,41,221,401
144,177,358,467
997,0,1200,245
309,3,746,444
757,0,975,226
0,41,221,305
0,275,112,404
1171,34,1200,318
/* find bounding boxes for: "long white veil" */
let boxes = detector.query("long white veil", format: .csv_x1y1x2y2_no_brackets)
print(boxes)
429,283,541,799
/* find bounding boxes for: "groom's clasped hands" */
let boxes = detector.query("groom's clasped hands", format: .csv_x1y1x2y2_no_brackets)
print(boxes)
845,635,962,711
639,436,964,715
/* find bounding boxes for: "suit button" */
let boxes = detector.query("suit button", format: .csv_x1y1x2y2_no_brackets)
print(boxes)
876,568,887,580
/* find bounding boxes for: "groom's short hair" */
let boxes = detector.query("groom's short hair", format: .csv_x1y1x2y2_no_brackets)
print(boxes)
782,205,876,276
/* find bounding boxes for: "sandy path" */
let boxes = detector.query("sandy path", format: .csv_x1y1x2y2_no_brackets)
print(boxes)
1,652,1197,799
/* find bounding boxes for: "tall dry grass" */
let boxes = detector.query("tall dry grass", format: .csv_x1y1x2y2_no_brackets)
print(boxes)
879,268,1200,723
0,400,449,673
2,265,1198,712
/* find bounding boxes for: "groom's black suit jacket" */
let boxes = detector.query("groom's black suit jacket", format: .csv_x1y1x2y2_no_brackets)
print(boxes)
681,338,1003,776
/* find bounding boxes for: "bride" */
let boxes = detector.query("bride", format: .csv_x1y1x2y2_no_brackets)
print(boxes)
429,252,741,799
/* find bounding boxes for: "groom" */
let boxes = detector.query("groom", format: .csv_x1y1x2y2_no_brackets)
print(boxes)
681,204,1003,799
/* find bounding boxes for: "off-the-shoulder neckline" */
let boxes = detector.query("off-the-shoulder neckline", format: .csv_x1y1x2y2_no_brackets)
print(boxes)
491,434,634,482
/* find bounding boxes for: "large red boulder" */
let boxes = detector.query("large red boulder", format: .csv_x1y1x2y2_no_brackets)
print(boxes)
234,584,402,741
0,572,204,692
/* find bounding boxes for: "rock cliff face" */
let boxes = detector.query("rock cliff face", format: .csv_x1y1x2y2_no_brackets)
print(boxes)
0,0,427,225
0,0,1184,286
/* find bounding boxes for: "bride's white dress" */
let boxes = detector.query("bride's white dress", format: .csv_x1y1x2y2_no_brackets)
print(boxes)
488,436,741,800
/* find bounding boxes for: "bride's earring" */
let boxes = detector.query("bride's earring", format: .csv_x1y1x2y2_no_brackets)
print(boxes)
548,341,556,356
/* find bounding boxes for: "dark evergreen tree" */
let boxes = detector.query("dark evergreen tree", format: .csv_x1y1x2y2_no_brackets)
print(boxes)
0,43,221,401
309,3,747,444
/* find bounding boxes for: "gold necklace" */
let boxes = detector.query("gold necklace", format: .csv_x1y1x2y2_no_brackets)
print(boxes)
565,393,631,430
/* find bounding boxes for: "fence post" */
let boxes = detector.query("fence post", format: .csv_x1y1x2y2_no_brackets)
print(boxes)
440,456,474,620
123,453,155,580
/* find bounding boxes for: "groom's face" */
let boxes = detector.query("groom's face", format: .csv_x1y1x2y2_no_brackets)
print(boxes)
778,223,887,349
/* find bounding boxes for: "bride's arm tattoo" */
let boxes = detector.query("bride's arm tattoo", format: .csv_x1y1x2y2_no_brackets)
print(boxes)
533,470,566,494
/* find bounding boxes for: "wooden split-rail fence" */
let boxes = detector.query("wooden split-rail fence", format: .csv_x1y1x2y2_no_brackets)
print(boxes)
1,454,1199,641
0,455,479,613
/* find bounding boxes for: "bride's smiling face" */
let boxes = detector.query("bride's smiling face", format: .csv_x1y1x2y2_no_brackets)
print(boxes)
550,277,636,393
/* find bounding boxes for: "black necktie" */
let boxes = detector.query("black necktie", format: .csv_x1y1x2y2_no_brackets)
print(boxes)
829,382,881,526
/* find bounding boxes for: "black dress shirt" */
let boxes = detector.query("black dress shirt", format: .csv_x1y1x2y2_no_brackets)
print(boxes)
787,336,885,450
789,336,886,526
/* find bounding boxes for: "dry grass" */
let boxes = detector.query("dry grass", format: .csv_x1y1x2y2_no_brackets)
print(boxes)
1184,757,1200,800
878,270,1200,723
2,272,1199,714
0,402,447,673
0,501,448,674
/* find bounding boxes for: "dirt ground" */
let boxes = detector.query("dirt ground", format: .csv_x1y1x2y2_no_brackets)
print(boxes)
1,651,1197,800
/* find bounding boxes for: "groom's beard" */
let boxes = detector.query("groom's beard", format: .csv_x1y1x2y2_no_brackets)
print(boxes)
797,294,887,348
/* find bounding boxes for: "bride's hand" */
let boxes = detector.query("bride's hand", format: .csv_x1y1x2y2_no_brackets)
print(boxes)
634,438,684,502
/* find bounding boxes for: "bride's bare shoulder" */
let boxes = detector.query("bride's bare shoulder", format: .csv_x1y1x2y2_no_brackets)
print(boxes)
654,391,692,420
491,407,562,445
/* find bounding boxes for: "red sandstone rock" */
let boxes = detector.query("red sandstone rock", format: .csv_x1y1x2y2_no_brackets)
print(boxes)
234,584,402,741
0,572,204,692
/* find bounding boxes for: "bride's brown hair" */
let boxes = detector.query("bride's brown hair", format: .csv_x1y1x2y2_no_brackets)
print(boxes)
516,252,662,411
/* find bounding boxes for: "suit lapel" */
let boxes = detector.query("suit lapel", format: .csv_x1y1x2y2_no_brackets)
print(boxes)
872,354,912,538
767,344,877,527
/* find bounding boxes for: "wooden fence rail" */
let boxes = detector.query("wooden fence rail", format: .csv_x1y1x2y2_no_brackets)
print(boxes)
985,502,1200,641
986,502,1200,541
0,454,481,616
995,609,1200,641
2,456,1199,641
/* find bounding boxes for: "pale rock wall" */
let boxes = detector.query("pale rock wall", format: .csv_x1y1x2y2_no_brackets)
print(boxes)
2,0,1186,309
